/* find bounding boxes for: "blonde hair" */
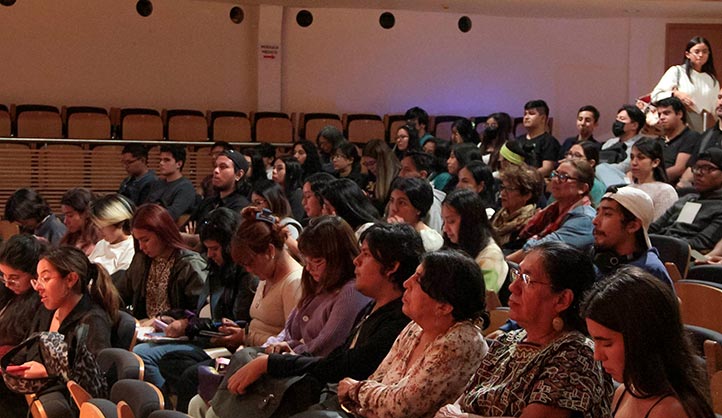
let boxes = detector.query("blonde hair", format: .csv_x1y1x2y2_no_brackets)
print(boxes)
90,194,135,232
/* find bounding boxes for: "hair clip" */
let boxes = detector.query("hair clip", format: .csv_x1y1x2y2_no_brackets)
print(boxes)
255,208,275,225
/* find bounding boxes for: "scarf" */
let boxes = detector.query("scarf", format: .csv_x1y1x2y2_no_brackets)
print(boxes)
519,196,591,241
491,204,538,246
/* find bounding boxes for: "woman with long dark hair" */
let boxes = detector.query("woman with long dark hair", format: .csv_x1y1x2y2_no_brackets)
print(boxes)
60,188,101,255
651,36,719,132
321,178,380,235
629,137,679,220
583,266,714,418
450,118,480,145
292,140,323,179
479,112,513,171
272,156,305,221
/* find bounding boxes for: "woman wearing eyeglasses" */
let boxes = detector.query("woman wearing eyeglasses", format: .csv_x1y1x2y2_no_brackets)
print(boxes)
507,159,596,263
490,165,544,249
435,242,613,418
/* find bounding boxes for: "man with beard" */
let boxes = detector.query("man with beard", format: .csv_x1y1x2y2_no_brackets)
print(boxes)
591,186,673,288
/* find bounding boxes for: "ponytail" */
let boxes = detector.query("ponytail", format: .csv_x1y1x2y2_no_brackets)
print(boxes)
88,263,120,323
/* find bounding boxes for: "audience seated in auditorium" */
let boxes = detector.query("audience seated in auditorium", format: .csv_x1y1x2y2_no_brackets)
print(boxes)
399,151,445,232
628,137,679,220
583,267,714,418
292,140,324,180
444,142,482,193
147,144,197,221
598,104,646,176
301,172,335,221
678,86,722,189
199,141,234,199
361,139,400,214
656,97,700,185
0,234,47,355
191,149,250,226
60,187,101,256
119,143,157,206
121,203,207,321
456,160,497,217
436,242,612,418
133,208,257,404
257,143,276,180
490,165,543,250
192,223,421,417
162,206,302,412
561,141,606,205
442,189,508,301
649,147,722,252
507,159,596,262
479,112,513,171
193,215,371,418
450,118,480,145
393,123,421,161
251,179,303,244
316,125,346,172
387,177,443,252
332,141,365,187
88,193,136,276
4,188,66,246
405,106,435,146
272,155,305,221
591,186,673,287
423,137,453,189
560,105,602,157
310,250,488,418
514,99,559,177
321,178,380,236
1,246,120,417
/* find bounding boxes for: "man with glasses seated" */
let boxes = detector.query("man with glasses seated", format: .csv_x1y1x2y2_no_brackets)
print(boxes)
119,143,157,206
649,148,722,251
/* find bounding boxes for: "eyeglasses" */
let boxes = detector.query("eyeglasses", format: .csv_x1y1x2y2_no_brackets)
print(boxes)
565,152,585,160
511,268,553,287
691,164,721,175
331,154,347,160
498,184,519,192
30,275,57,289
361,160,377,168
549,170,579,183
0,273,23,285
304,257,326,270
120,158,139,166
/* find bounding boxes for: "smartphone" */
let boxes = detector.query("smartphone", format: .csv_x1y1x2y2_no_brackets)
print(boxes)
199,330,227,338
6,365,30,375
153,318,169,330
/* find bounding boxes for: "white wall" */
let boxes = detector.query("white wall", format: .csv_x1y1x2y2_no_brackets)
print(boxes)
0,1,720,139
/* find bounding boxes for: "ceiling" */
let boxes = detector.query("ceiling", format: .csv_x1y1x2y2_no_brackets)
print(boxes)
204,0,722,19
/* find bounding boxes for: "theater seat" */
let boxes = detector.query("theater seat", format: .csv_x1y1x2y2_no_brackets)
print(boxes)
344,113,384,145
16,104,63,139
209,111,251,143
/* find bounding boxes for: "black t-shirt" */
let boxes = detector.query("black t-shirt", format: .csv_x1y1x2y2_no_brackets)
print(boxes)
514,132,560,168
663,127,699,168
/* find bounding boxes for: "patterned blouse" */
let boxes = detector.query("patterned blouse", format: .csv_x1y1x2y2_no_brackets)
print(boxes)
347,320,487,418
459,329,613,418
145,254,175,317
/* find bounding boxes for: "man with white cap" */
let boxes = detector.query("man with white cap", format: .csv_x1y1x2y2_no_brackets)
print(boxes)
591,185,673,288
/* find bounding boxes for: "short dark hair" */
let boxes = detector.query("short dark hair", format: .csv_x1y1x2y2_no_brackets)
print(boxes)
212,141,234,151
359,222,424,291
0,233,47,276
334,141,360,164
4,188,51,222
404,107,429,128
451,143,482,169
419,250,488,326
451,118,480,145
654,96,687,124
403,151,434,174
390,177,434,218
529,241,595,334
524,99,549,117
577,141,600,166
304,172,335,207
578,105,600,122
159,144,187,169
199,207,242,268
121,143,149,160
618,105,646,134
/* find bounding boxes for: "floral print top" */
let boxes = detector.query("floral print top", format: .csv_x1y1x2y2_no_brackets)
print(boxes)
459,329,613,418
347,320,487,418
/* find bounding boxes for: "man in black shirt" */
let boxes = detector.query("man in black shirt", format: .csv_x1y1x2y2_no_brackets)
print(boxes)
514,99,559,177
655,97,699,185
678,87,722,189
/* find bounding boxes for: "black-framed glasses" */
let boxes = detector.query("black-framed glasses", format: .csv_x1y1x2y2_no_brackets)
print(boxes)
498,184,519,192
511,268,553,287
549,170,579,183
691,164,721,175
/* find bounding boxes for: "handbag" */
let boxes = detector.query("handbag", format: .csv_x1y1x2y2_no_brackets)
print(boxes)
0,331,67,394
68,324,108,398
210,347,324,418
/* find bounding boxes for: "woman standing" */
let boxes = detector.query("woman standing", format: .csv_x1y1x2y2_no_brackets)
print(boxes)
651,36,719,132
583,266,714,418
628,137,679,220
88,193,136,276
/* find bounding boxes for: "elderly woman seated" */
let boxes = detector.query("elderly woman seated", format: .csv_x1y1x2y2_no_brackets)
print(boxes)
507,159,596,263
490,165,544,250
435,241,613,418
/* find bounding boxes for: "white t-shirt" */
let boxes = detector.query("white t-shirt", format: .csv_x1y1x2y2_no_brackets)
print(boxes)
88,235,135,275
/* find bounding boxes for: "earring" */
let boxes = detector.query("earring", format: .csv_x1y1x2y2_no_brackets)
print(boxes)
552,316,564,332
